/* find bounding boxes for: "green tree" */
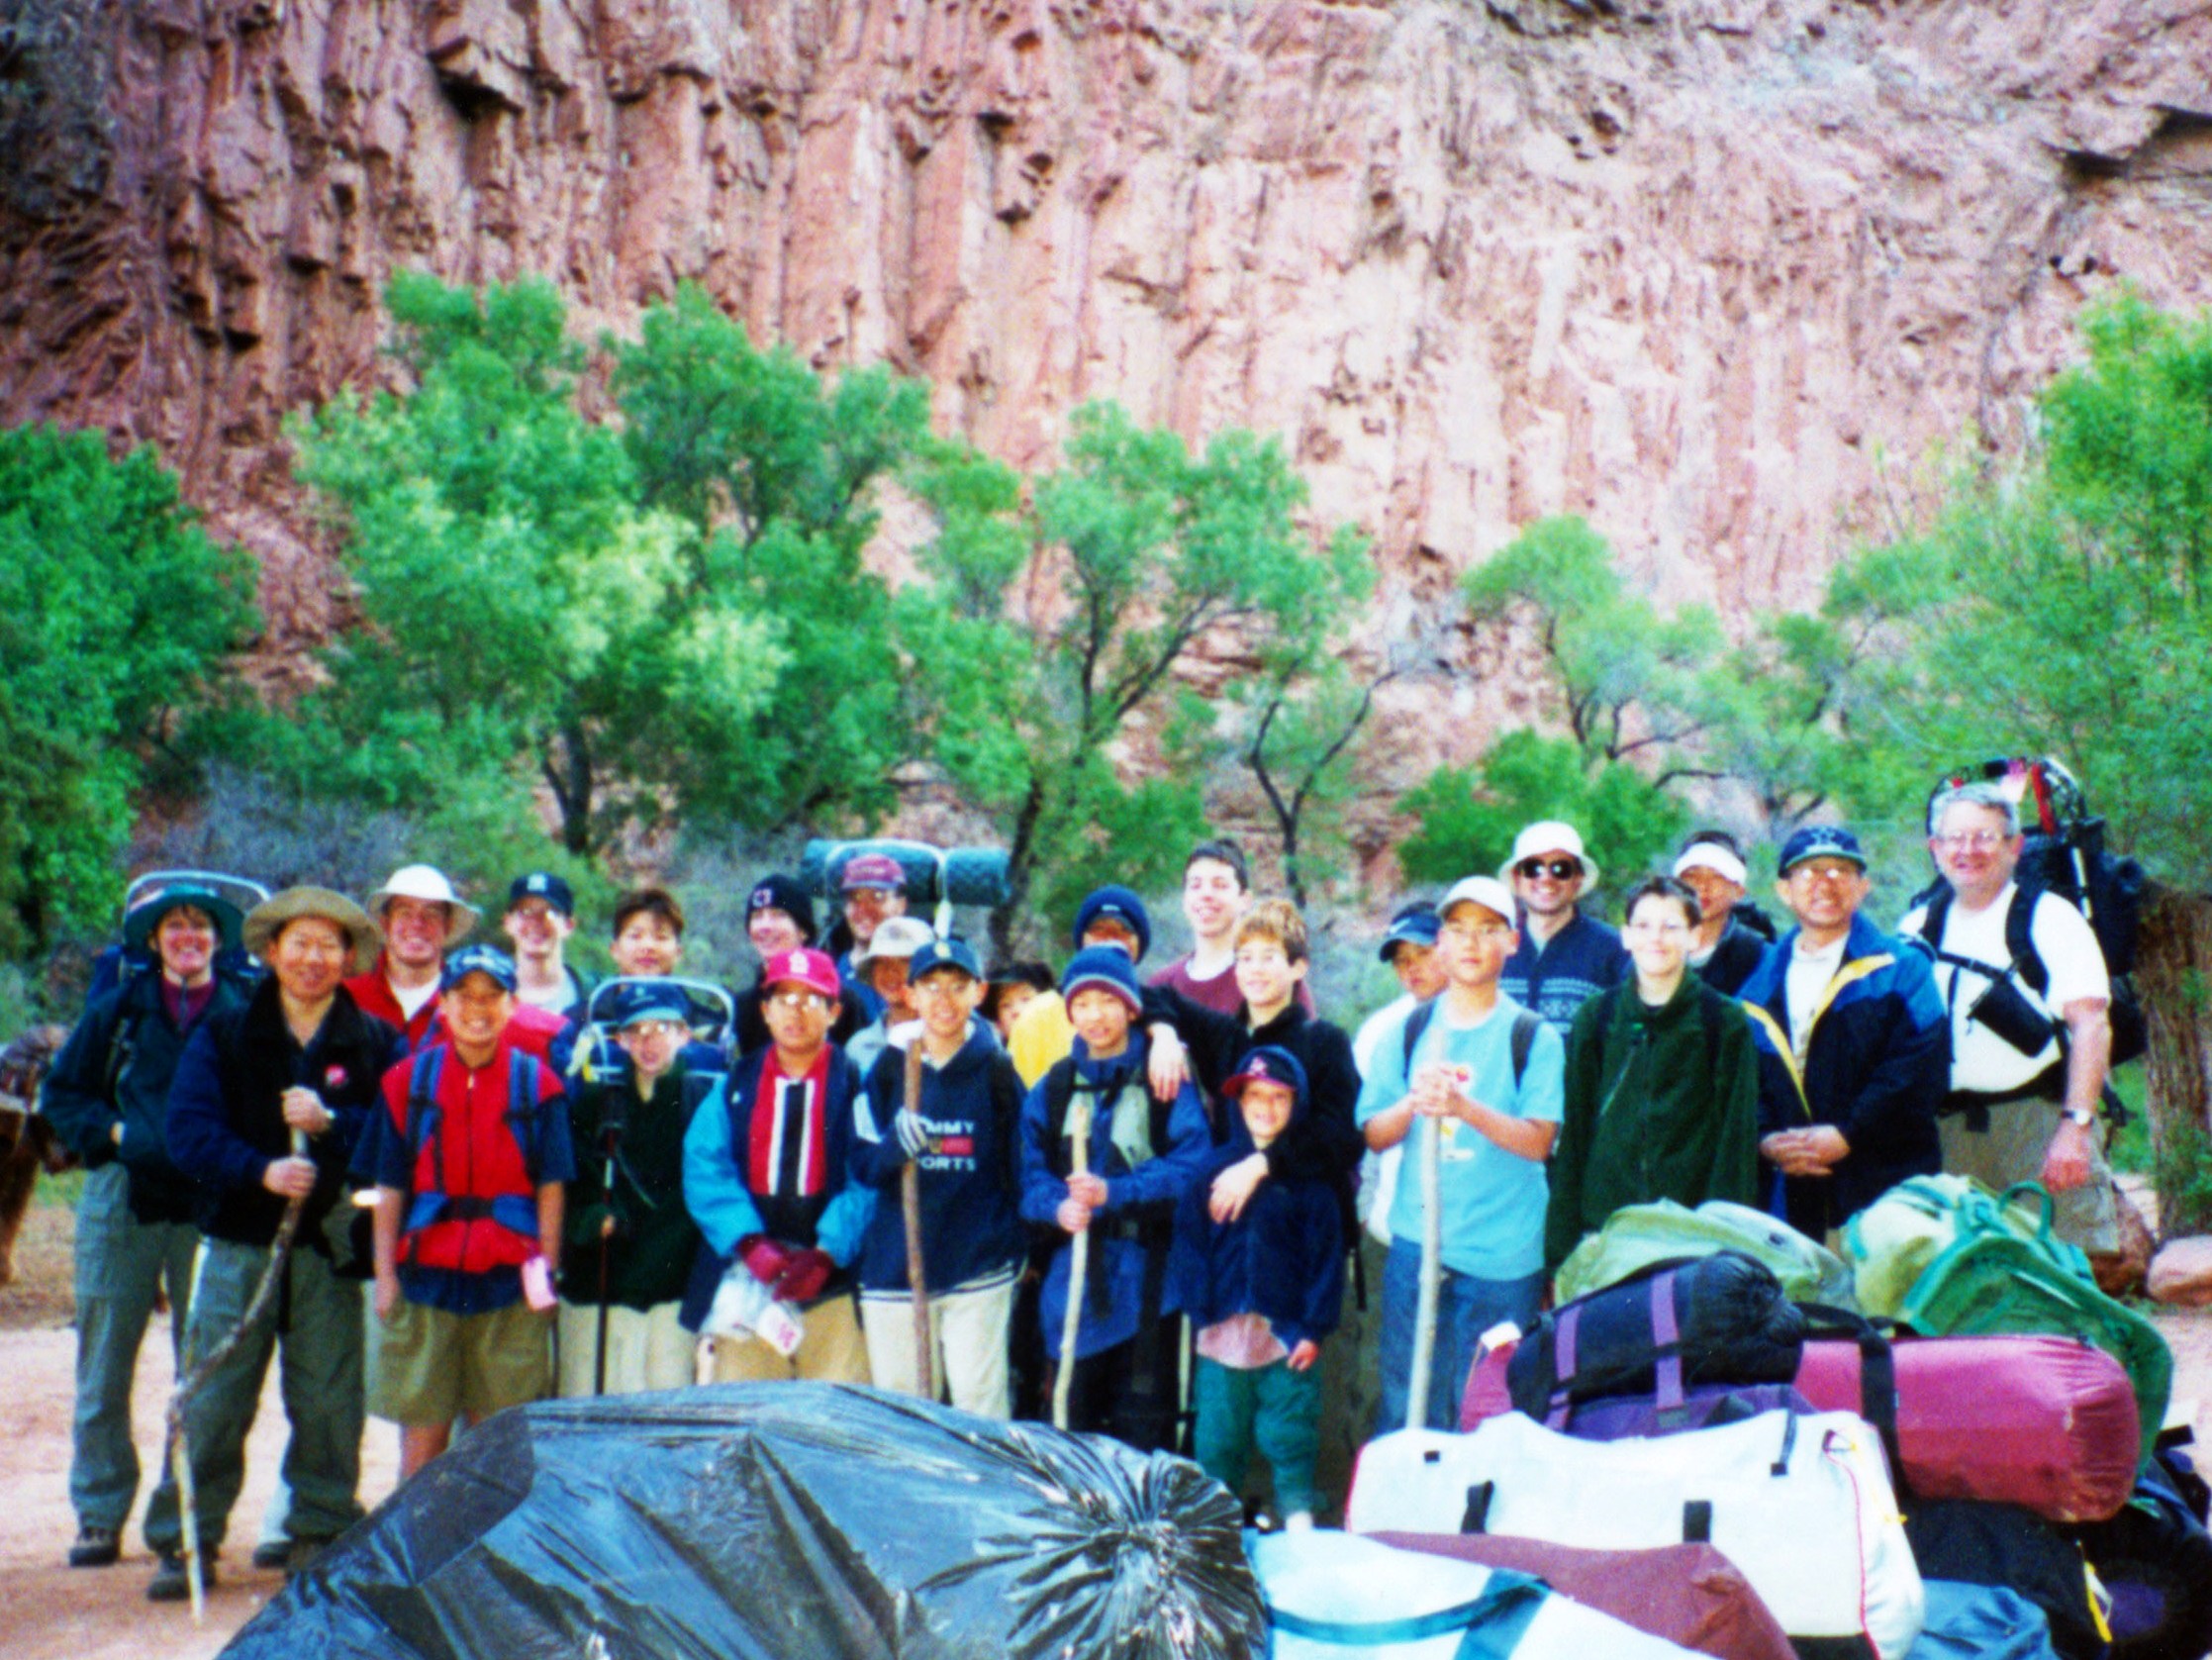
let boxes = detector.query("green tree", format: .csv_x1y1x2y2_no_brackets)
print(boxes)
0,423,252,953
1462,516,1721,770
609,284,936,828
902,403,1362,951
1834,294,2212,873
270,273,785,856
1395,732,1686,896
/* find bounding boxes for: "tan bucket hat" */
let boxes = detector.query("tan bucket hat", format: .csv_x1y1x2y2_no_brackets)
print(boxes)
242,887,383,976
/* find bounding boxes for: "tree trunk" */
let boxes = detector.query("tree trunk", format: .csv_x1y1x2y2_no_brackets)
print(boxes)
990,778,1048,961
2128,885,2212,1236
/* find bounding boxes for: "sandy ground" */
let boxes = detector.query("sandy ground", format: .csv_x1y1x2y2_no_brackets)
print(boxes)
0,1204,399,1660
3,1185,2209,1657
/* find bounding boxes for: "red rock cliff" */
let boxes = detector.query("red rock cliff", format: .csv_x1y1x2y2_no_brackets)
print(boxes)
4,0,2209,733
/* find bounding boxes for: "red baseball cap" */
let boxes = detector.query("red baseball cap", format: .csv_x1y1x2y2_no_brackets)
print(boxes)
763,947,842,1003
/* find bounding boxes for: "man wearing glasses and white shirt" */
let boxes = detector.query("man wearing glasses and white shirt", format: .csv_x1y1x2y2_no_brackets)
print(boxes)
1496,822,1629,1034
1900,783,2118,1252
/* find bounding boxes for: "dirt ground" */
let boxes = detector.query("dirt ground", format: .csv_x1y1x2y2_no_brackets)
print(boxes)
3,1185,2209,1658
0,1202,399,1660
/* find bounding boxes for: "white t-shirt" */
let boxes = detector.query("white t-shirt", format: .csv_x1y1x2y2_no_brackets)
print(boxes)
1899,882,2111,1094
392,977,439,1022
1352,993,1420,1243
1783,937,1847,1066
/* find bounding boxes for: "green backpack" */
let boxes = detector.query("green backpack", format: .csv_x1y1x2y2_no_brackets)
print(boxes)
1553,1198,1859,1309
1847,1175,2171,1464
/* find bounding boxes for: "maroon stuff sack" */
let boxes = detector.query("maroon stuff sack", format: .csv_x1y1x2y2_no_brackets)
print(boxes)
1796,1331,2137,1523
1371,1532,1796,1660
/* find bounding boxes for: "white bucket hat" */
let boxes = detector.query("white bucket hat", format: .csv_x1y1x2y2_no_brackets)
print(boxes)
1498,821,1600,888
367,864,481,934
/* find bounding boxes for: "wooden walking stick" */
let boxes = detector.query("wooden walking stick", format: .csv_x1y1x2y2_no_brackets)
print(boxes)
1051,1093,1093,1431
166,1127,312,1624
1405,1104,1444,1431
901,1036,932,1401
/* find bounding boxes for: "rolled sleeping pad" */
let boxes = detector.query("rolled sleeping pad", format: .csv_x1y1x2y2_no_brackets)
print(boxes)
800,838,1010,908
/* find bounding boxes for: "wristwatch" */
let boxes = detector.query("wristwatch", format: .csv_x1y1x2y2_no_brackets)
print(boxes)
2064,1104,2095,1128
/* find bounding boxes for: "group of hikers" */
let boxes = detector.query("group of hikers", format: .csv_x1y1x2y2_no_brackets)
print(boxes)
35,777,2122,1604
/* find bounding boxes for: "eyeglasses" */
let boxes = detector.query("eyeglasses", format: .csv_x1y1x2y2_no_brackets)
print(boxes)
910,978,970,1002
1440,921,1514,941
1786,862,1862,884
1516,858,1581,882
1933,830,2008,852
767,990,829,1013
620,1020,685,1041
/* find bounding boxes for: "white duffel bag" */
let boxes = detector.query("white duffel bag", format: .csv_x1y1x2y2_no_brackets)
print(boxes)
1346,1409,1924,1660
1252,1528,1701,1660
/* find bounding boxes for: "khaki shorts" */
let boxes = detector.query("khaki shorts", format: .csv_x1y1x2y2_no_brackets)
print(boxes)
371,1295,552,1426
1939,1098,2118,1254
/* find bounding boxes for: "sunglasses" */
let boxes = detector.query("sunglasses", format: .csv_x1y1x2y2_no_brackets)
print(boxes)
1515,857,1581,882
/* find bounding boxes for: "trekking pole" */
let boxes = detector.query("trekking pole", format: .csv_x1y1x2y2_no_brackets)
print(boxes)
1051,1094,1094,1432
1405,1105,1443,1431
901,1036,932,1402
594,1099,625,1398
166,1126,311,1625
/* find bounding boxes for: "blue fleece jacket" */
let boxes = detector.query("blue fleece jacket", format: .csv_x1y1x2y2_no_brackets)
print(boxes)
1166,1082,1344,1352
850,1027,1026,1295
1018,1034,1209,1361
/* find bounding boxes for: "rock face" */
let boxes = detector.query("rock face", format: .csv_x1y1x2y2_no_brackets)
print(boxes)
3,0,2211,745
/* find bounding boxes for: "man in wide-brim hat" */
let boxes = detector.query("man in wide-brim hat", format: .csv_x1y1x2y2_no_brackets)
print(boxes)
157,886,405,1600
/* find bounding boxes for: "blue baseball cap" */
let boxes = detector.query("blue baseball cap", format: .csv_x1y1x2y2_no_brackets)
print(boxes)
507,871,575,917
1778,825,1868,876
1377,903,1441,962
1223,1044,1308,1110
441,943,519,994
607,981,693,1028
909,936,982,984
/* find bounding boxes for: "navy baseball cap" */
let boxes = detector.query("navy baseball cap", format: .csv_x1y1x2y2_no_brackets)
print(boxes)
608,981,692,1028
909,936,982,983
1222,1044,1308,1109
508,872,575,917
1778,825,1868,875
1377,903,1441,962
441,943,519,993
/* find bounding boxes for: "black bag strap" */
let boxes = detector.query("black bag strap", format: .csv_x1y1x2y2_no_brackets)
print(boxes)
1798,1303,1905,1492
1461,1481,1494,1534
1403,1000,1542,1088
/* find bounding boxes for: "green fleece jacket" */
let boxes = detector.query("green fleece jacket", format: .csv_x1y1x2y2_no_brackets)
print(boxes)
563,1062,709,1311
1544,975,1761,1273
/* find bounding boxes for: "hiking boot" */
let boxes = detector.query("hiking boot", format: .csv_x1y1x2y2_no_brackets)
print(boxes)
146,1550,215,1603
285,1536,334,1576
67,1525,121,1568
250,1539,291,1571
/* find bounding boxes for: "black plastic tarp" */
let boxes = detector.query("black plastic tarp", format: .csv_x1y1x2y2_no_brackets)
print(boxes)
220,1383,1263,1659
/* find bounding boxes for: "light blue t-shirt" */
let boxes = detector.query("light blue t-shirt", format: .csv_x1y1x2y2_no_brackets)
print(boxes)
1354,996,1565,1280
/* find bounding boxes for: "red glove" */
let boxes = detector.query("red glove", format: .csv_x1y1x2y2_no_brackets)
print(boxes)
736,1236,834,1304
776,1247,835,1305
738,1234,797,1290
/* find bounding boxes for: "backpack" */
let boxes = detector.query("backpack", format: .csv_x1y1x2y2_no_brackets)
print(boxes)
2071,1442,2212,1660
1915,758,2149,1069
1846,1177,2171,1465
1400,999,1547,1083
398,1046,549,1251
